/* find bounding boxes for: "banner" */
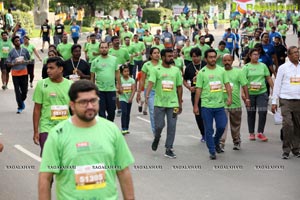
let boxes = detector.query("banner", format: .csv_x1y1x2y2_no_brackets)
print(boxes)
0,2,3,12
231,0,255,14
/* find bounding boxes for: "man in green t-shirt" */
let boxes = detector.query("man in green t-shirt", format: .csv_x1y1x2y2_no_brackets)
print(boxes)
132,34,146,78
84,33,100,64
196,11,204,30
91,42,122,122
215,41,230,67
277,20,289,46
57,34,73,60
219,54,250,151
108,36,130,66
146,48,183,159
143,30,154,60
33,57,72,156
230,16,240,32
193,49,232,160
0,31,13,90
39,80,135,200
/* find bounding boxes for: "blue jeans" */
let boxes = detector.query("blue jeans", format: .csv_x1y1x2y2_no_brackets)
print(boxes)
145,90,155,134
98,91,116,122
120,101,132,130
201,107,227,155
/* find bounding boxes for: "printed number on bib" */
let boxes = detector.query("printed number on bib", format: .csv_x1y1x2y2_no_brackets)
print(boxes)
122,83,132,93
2,47,9,54
227,38,232,43
69,74,80,82
205,38,210,43
72,28,76,32
250,82,262,91
209,81,222,92
51,105,68,120
15,56,24,63
57,29,62,33
290,77,300,85
162,80,174,91
75,164,106,190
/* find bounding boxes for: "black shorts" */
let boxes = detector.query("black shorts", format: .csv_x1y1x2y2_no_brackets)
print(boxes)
298,31,300,38
42,35,50,42
0,58,9,72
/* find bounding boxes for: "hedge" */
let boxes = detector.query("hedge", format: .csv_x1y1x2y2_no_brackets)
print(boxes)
12,11,35,35
143,7,172,24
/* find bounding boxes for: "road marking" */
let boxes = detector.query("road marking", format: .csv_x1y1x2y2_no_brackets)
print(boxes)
137,116,150,123
187,135,201,140
0,133,2,136
14,145,41,162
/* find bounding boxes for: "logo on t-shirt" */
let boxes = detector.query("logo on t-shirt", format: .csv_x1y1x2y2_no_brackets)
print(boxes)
76,142,90,152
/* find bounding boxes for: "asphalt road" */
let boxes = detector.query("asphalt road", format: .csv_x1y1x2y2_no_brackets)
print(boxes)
0,25,299,200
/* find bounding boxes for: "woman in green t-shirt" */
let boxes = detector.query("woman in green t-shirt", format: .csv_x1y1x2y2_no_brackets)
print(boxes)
243,48,274,142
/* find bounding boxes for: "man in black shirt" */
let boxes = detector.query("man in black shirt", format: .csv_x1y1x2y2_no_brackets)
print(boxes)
63,44,90,81
274,36,287,71
40,19,51,53
183,47,205,142
54,19,65,46
204,28,215,48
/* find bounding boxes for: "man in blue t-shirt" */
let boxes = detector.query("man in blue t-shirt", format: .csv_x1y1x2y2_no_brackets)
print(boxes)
70,21,80,44
13,22,26,44
269,26,282,46
222,28,236,55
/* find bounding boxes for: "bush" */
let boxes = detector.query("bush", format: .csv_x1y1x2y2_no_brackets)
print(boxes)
12,11,35,35
17,3,31,12
83,17,96,27
64,19,72,26
143,7,172,24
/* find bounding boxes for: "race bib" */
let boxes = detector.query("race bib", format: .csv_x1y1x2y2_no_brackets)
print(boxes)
75,164,106,190
250,82,262,91
227,38,233,43
146,42,152,46
57,28,62,33
209,81,222,92
2,47,9,54
205,38,210,43
43,26,48,32
177,40,184,46
72,28,76,32
50,105,68,120
16,32,21,37
272,37,275,42
162,80,174,91
290,77,300,85
15,56,24,63
69,74,80,82
165,38,171,43
223,83,233,93
122,83,132,93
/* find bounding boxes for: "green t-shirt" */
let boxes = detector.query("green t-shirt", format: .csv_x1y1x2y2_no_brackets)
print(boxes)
120,31,133,44
32,78,72,133
128,18,137,29
266,19,273,31
160,19,169,31
194,44,210,60
132,41,145,61
277,24,288,36
297,21,300,32
171,20,181,32
245,26,255,35
122,45,135,65
189,16,195,25
181,19,190,30
250,17,259,27
242,62,270,95
292,15,299,24
57,43,73,60
91,55,118,91
197,14,204,24
21,43,35,60
143,35,154,46
149,65,182,108
143,23,151,31
173,57,184,71
95,19,105,30
120,76,135,102
104,19,112,29
248,39,260,49
85,42,100,63
230,19,240,29
0,40,13,58
215,48,230,67
108,47,130,65
151,44,165,51
196,65,229,108
223,68,248,108
141,60,161,88
182,45,193,61
40,117,135,200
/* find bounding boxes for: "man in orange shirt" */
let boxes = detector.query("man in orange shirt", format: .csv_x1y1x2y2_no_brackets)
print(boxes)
6,36,30,114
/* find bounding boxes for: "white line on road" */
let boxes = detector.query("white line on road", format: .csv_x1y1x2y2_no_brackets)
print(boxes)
137,116,150,123
187,135,201,140
14,145,41,162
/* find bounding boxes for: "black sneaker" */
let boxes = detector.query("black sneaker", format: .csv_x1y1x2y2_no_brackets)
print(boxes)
293,152,300,158
233,143,241,150
282,152,289,159
151,137,160,151
164,149,176,158
210,154,216,160
216,145,224,153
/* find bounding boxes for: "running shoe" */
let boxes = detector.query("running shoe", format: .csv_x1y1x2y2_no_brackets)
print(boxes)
249,134,256,141
282,152,289,159
164,149,176,158
151,137,160,151
257,133,268,142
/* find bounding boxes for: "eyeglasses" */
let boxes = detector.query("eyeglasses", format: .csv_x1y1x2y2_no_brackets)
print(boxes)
75,97,99,107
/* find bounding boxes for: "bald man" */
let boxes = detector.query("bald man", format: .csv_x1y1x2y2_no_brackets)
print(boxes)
219,54,250,151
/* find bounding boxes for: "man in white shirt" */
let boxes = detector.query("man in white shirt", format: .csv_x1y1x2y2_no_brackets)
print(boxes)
272,46,300,159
